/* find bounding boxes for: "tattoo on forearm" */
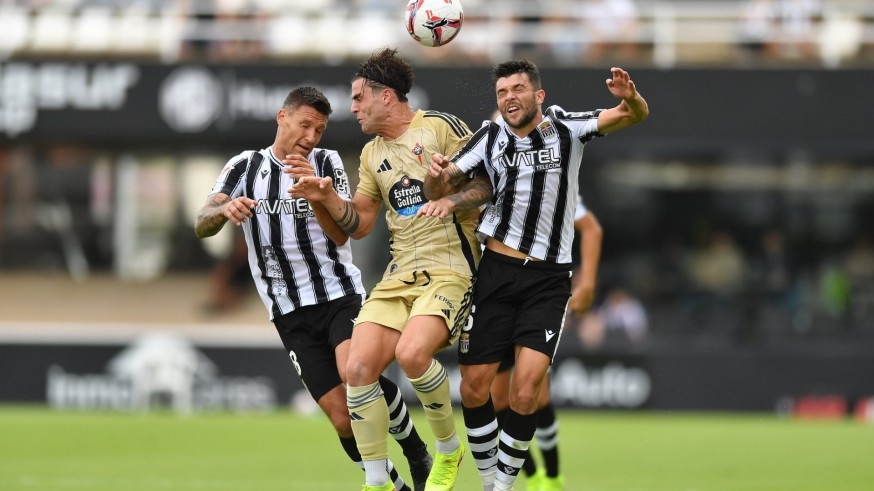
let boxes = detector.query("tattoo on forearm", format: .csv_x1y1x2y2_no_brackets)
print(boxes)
195,195,229,237
444,164,466,188
448,177,493,212
336,201,360,235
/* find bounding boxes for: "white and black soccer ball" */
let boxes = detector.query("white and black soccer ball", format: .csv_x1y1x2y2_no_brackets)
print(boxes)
405,0,464,47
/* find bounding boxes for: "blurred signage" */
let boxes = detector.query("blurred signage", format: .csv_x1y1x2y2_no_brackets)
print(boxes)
2,328,873,412
46,332,276,412
4,60,872,155
0,62,139,137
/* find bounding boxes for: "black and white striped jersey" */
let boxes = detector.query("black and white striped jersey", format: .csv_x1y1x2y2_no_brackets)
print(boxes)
453,105,603,264
209,146,365,320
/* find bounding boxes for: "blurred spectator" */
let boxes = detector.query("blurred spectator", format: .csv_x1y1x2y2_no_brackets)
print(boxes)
179,0,267,61
738,0,778,63
689,230,747,297
578,287,648,351
774,0,821,62
684,230,747,336
747,228,801,340
817,259,851,325
581,0,640,63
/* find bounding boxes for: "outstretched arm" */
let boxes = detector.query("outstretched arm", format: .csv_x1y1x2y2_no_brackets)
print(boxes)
289,176,381,240
597,67,649,135
195,192,257,238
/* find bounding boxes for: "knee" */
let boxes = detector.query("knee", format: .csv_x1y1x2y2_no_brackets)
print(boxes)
509,386,540,415
345,357,376,386
328,411,353,437
460,373,492,407
394,343,431,378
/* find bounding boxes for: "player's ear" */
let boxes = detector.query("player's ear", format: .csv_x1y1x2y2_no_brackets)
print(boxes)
536,89,546,105
276,108,286,126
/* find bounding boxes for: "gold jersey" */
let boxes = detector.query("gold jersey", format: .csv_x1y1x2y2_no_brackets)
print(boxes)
356,109,481,280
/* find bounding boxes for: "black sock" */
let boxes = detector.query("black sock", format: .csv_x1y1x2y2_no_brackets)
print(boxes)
536,404,560,477
463,397,500,480
379,375,428,459
339,435,362,465
496,409,537,484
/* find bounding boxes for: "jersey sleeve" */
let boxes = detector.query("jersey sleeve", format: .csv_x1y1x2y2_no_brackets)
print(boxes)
450,121,492,175
354,144,381,202
210,151,251,198
547,105,604,144
435,111,472,158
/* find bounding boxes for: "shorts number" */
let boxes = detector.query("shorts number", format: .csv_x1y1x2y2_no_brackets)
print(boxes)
289,350,302,376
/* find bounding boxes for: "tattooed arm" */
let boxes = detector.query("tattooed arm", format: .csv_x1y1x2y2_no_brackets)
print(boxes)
195,193,257,238
424,153,472,199
417,172,494,219
289,176,381,240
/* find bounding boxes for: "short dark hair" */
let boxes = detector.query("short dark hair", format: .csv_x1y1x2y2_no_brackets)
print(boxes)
284,86,332,116
492,60,541,89
353,47,415,102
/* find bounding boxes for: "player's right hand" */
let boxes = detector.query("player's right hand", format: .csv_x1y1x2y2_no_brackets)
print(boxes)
222,197,257,225
429,153,451,179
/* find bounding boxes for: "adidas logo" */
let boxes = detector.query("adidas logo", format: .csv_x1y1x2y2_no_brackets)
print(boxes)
377,159,392,173
423,402,444,410
350,412,364,421
441,309,451,319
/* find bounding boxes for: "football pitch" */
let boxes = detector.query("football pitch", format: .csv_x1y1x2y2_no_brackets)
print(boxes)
1,406,871,491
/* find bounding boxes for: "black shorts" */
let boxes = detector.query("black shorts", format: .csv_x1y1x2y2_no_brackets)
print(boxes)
459,249,571,366
272,294,364,401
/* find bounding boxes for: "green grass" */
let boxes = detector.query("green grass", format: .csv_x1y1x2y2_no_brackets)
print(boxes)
1,406,871,490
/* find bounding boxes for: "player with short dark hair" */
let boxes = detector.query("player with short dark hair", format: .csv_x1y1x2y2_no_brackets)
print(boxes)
289,48,479,491
195,86,431,491
490,196,603,491
420,60,649,491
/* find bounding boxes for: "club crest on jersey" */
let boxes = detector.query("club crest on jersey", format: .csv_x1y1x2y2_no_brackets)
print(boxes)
389,175,426,216
537,120,557,140
412,142,424,165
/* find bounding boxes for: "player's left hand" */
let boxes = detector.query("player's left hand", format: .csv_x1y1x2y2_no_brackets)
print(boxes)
606,67,638,101
416,198,455,218
289,175,333,200
282,154,315,179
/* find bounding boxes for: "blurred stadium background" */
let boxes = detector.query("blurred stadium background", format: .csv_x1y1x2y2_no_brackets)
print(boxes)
1,0,873,488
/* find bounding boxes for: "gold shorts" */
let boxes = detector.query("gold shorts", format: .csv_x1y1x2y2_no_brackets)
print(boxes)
356,270,474,346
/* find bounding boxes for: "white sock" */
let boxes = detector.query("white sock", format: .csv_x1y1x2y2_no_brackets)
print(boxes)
363,459,389,486
435,434,460,454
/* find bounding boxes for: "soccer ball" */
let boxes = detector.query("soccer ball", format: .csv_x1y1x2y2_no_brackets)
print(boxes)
405,0,464,47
